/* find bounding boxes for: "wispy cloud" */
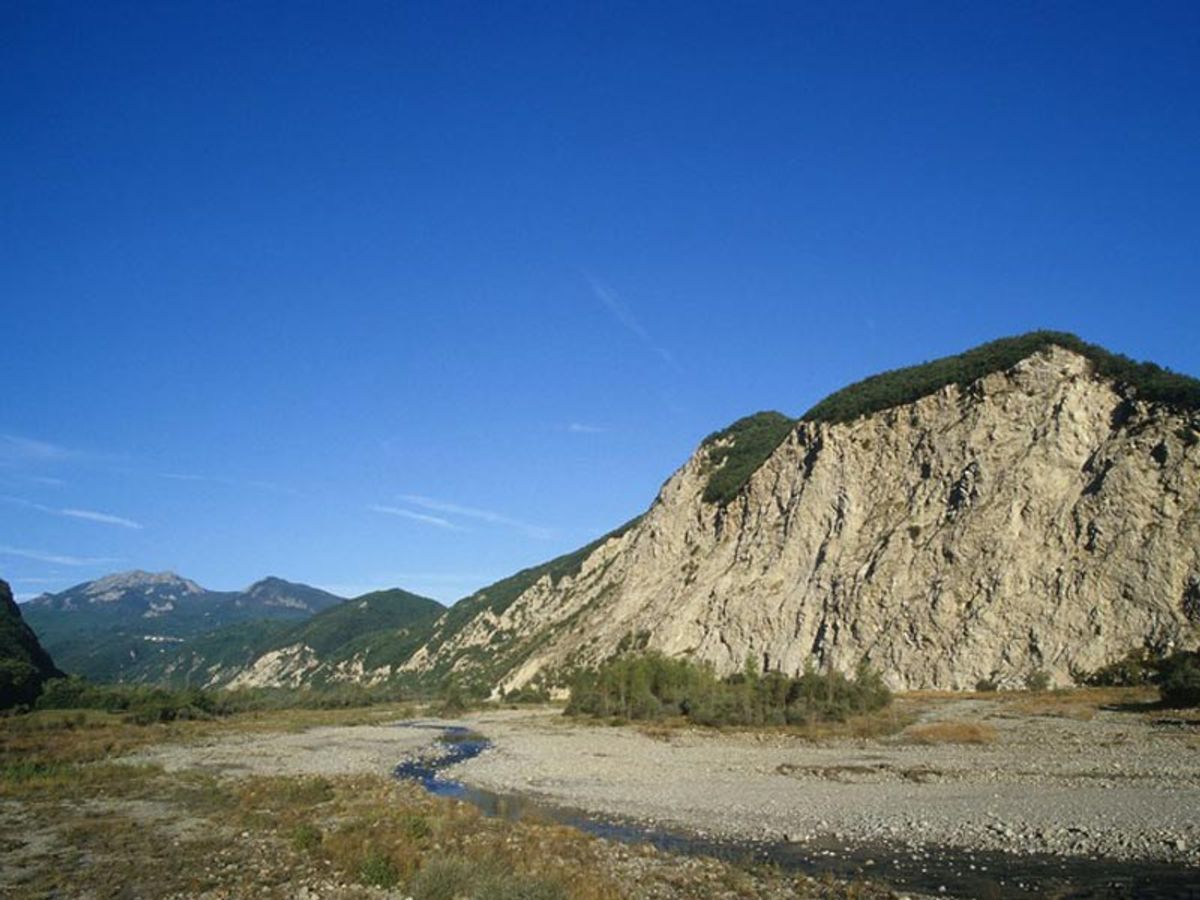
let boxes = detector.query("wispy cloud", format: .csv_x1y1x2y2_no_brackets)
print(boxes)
397,494,552,540
369,504,464,531
0,544,122,567
1,496,143,530
566,422,607,434
158,472,301,497
59,508,143,529
587,278,683,373
0,433,76,465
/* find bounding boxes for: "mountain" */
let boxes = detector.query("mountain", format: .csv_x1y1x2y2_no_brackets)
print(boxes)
22,571,345,682
0,578,63,707
28,570,207,616
222,588,444,689
236,577,345,614
128,587,443,688
399,332,1200,694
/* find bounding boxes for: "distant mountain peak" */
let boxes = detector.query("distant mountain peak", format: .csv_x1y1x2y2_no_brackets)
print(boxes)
239,577,343,612
245,576,297,593
84,570,205,598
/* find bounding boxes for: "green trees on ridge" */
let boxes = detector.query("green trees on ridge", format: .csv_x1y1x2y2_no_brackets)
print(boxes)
700,331,1200,506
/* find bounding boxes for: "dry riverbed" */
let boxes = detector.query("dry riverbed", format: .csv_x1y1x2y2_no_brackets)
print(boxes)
447,694,1200,868
130,690,1200,882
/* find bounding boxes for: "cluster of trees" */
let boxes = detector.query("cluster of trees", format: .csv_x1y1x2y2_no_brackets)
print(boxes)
0,659,46,709
27,677,413,723
35,677,226,723
802,331,1200,425
566,652,892,727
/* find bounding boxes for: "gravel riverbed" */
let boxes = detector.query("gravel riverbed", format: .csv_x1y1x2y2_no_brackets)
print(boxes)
443,699,1200,870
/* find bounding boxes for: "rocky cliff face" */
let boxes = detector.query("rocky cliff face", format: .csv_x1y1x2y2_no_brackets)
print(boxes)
409,346,1200,692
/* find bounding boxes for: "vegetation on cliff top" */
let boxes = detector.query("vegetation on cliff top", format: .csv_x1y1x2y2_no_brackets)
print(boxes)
802,330,1200,424
700,331,1200,506
700,411,795,505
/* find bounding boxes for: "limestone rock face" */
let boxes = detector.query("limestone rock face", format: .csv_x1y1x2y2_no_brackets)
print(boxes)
413,347,1200,691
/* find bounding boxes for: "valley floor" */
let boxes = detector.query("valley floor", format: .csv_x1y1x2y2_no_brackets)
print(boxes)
5,689,1198,898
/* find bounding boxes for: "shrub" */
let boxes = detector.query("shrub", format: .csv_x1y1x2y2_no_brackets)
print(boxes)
974,678,998,692
1159,652,1200,708
359,852,400,889
437,676,468,715
1024,670,1051,692
1078,648,1163,687
291,823,321,852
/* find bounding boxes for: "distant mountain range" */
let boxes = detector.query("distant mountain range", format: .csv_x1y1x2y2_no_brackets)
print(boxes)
139,587,444,688
22,571,349,683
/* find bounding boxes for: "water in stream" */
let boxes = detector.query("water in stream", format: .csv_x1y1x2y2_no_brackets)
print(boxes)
393,723,1199,899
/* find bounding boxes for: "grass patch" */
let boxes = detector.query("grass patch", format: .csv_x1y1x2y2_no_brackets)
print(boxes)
410,854,568,900
291,822,322,852
998,686,1158,720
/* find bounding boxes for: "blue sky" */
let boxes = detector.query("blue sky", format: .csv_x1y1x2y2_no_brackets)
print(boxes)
2,2,1198,602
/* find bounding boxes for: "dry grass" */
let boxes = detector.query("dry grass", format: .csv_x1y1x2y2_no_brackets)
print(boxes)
903,721,998,745
627,707,917,744
996,686,1158,721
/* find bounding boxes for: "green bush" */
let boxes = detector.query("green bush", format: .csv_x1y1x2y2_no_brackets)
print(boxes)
1077,648,1163,687
566,652,891,727
291,823,321,852
359,852,400,889
1024,670,1052,692
974,678,998,692
1159,652,1200,708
